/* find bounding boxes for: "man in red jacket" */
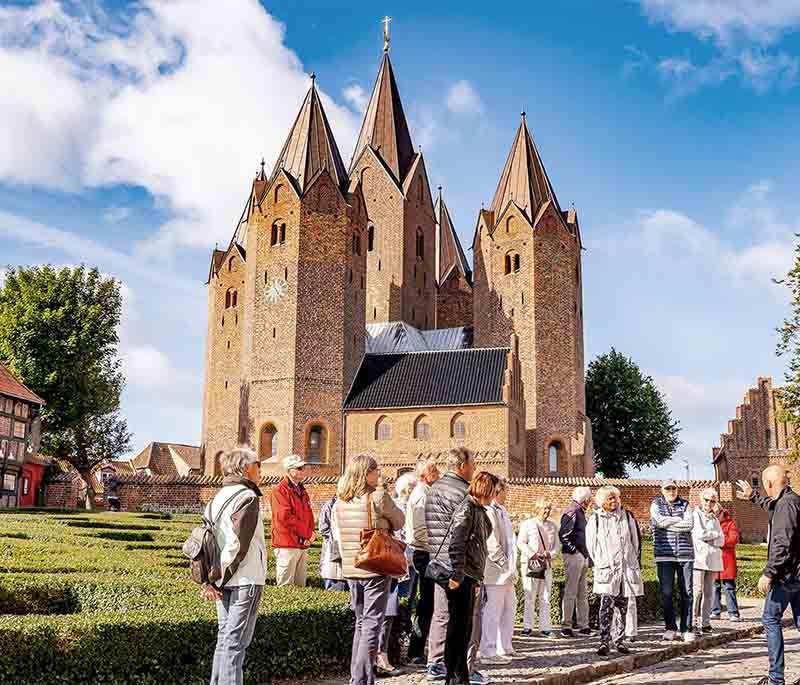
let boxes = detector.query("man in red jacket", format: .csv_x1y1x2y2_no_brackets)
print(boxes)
271,454,315,586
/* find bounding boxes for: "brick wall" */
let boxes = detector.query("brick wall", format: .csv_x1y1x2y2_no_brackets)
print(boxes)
100,476,769,543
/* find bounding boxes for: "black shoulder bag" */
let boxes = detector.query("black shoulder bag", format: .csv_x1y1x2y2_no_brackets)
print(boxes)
425,515,457,589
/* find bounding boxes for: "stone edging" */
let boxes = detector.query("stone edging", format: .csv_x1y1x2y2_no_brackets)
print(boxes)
523,618,787,685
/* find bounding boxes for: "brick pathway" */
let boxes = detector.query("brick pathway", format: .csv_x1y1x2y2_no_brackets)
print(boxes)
593,630,800,684
302,598,775,685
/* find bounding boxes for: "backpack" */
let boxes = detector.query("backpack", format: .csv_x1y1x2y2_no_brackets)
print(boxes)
182,486,247,587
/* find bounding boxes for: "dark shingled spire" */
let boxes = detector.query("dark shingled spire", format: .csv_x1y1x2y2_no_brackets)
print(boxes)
349,53,415,184
435,187,472,285
270,76,348,194
489,112,562,226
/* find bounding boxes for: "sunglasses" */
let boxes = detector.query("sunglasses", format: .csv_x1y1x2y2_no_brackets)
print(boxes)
664,486,677,491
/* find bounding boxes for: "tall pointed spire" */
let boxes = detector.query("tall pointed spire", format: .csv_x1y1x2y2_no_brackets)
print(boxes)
270,75,348,194
349,52,415,184
489,112,561,225
435,186,472,285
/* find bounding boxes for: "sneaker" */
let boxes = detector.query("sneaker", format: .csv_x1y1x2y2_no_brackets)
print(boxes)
729,615,741,623
469,671,491,685
616,642,631,654
376,665,403,678
541,630,553,638
710,613,722,620
578,627,593,636
701,625,713,634
662,630,677,641
521,628,533,636
481,656,512,665
683,632,696,642
597,644,610,657
560,628,576,638
427,664,447,681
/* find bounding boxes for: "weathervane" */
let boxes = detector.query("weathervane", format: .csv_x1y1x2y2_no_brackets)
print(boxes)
383,16,391,53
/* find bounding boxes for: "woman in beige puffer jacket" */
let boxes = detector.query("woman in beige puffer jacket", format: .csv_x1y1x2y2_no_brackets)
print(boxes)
333,454,404,685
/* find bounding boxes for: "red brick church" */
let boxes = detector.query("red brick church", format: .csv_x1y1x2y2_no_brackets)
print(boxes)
201,29,593,479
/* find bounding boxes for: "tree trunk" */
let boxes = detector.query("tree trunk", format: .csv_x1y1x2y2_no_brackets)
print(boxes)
77,468,96,511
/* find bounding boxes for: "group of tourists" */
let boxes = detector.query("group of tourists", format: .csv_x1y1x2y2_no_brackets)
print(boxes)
199,445,800,685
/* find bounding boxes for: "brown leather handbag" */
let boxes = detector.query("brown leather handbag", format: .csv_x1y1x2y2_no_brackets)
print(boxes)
354,492,408,577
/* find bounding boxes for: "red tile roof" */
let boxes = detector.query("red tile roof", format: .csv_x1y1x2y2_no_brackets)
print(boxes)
0,362,44,405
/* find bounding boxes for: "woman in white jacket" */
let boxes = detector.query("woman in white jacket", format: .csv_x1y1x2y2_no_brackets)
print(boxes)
586,486,644,657
691,488,724,636
480,479,517,663
517,497,559,637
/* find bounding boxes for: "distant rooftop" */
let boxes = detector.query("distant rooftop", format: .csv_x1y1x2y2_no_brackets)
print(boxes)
365,321,472,354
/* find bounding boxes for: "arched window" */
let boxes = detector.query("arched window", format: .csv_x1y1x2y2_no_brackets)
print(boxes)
506,216,515,233
225,288,234,309
352,232,361,256
416,228,424,259
307,424,327,463
368,225,375,252
271,222,279,246
279,223,286,244
514,254,521,272
274,184,284,203
450,413,466,441
259,424,278,461
232,291,238,308
548,442,560,473
414,414,431,441
375,416,392,441
504,253,512,275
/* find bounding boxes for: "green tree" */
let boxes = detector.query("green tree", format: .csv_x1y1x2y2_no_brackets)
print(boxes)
586,348,681,478
0,266,131,508
776,237,800,459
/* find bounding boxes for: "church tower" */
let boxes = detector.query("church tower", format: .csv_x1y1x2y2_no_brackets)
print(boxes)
349,39,437,329
473,113,593,476
202,77,367,476
434,187,473,329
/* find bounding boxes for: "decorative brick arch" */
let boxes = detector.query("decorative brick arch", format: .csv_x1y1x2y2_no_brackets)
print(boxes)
274,183,285,203
450,412,466,441
258,422,279,462
304,418,333,464
543,434,571,476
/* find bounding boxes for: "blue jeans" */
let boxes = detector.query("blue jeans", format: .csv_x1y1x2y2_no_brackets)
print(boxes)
711,579,740,617
211,584,263,685
763,581,800,684
656,561,693,633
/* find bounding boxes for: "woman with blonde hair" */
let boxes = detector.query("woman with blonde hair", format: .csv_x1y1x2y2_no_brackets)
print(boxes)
691,487,724,636
518,497,559,637
333,455,405,685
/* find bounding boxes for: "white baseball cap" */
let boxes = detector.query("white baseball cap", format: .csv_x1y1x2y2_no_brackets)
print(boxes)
283,454,306,471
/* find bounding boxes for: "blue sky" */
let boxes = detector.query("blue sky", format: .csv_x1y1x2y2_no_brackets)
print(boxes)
1,0,797,479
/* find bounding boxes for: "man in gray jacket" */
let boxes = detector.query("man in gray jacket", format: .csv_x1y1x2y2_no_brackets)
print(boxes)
425,448,486,683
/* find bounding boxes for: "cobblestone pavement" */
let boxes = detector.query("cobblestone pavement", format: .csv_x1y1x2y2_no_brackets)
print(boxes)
593,630,800,684
303,599,769,685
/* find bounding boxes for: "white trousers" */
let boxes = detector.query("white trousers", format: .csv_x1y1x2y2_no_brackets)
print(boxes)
481,584,516,657
611,595,638,638
522,569,552,632
274,548,308,587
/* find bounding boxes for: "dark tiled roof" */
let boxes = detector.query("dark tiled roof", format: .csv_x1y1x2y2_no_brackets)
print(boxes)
345,348,509,410
349,53,415,184
0,362,44,405
131,442,202,476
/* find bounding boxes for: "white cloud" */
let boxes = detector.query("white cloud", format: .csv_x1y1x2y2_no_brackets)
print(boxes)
0,0,360,254
445,80,483,115
638,0,800,46
342,83,369,113
122,344,191,389
103,206,131,223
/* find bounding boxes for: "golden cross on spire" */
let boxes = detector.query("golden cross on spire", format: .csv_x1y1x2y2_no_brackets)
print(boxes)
382,16,391,53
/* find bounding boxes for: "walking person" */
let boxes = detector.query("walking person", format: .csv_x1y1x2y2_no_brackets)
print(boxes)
319,495,347,592
445,472,497,685
518,498,558,637
691,488,724,636
737,465,800,685
480,479,517,662
586,485,644,657
711,505,741,622
425,448,481,683
203,447,267,685
334,454,404,685
559,487,593,638
270,454,315,587
650,479,695,642
407,458,441,665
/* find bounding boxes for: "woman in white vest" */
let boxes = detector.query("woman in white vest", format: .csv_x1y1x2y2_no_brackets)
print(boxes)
480,478,518,663
691,488,724,636
517,497,559,637
585,485,644,657
202,446,267,685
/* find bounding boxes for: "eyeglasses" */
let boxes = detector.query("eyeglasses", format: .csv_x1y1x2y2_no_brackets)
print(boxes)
664,486,677,491
703,498,717,503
